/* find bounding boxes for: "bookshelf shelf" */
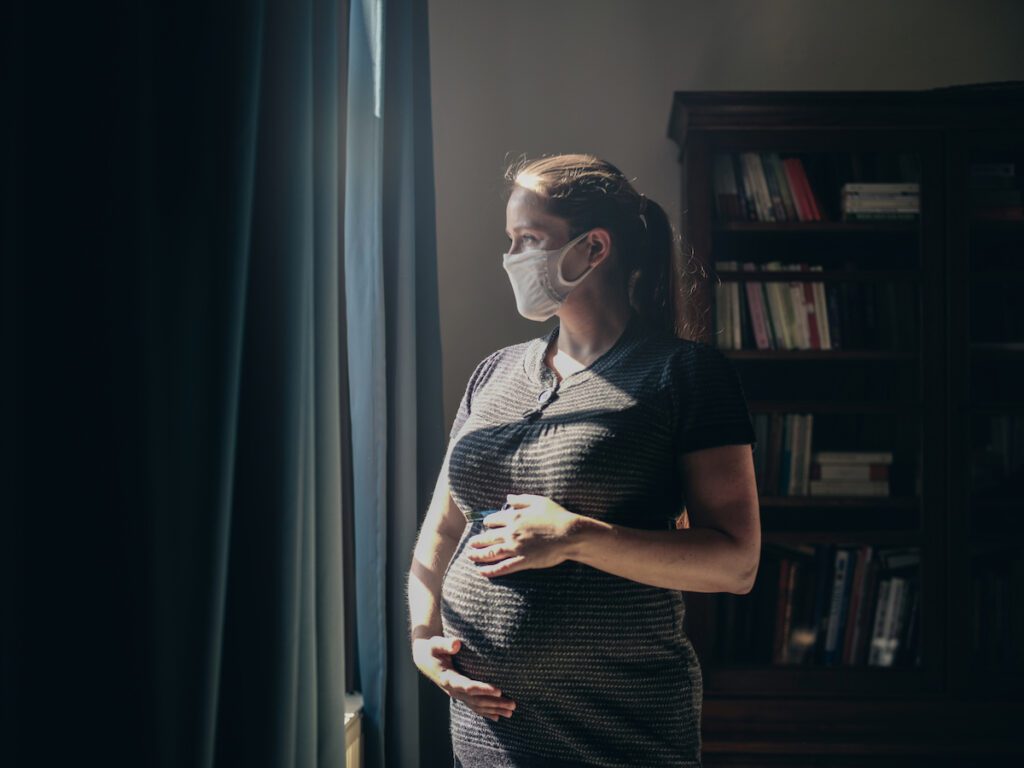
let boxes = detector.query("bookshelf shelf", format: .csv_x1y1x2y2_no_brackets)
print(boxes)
723,350,917,361
748,400,919,413
713,221,919,233
704,666,927,697
759,495,918,509
670,87,1024,763
713,269,921,282
763,530,921,546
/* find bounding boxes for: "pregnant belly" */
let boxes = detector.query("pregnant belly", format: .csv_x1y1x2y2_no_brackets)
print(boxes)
440,524,693,696
439,526,574,692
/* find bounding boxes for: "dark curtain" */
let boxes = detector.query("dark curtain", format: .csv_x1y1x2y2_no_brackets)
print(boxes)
5,1,353,766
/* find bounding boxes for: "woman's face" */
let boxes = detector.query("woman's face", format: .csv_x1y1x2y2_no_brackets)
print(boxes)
504,186,596,284
504,185,571,254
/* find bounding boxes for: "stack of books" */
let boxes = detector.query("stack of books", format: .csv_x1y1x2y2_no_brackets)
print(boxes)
970,162,1023,221
713,152,823,222
840,182,919,220
720,543,921,667
712,260,918,352
809,450,892,497
751,413,814,497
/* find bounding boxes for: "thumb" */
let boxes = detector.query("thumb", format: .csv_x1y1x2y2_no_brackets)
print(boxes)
439,636,461,654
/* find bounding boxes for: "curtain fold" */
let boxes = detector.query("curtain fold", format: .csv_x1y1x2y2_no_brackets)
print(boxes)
139,1,351,766
346,0,447,766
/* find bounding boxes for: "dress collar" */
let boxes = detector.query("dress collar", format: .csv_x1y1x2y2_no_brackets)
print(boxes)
522,310,643,391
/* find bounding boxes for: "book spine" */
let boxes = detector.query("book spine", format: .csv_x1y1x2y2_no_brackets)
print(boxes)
788,414,803,497
811,544,835,664
742,263,772,350
740,153,767,221
800,264,821,349
770,153,799,221
868,577,892,665
824,548,851,665
812,271,832,350
783,158,811,221
792,159,823,221
746,152,776,222
761,152,788,221
842,546,869,665
733,153,757,221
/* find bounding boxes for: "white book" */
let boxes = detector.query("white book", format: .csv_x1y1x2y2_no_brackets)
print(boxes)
809,479,890,497
868,577,893,666
812,450,894,464
842,182,920,194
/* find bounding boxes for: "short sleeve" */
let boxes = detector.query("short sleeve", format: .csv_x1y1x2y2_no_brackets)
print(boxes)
670,341,756,454
448,349,501,444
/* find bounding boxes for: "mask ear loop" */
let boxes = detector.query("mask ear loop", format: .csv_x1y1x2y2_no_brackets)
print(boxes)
554,230,595,289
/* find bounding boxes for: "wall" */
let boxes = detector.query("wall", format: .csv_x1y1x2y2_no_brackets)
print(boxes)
428,0,1024,431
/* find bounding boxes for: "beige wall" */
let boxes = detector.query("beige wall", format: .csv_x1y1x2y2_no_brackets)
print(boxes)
428,0,1024,430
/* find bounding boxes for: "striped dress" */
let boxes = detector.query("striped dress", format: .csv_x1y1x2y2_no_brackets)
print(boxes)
440,310,756,768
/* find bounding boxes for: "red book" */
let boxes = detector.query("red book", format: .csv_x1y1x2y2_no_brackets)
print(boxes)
788,159,823,221
799,263,821,349
782,159,811,221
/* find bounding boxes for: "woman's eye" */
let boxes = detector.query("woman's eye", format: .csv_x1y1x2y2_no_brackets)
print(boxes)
506,233,538,246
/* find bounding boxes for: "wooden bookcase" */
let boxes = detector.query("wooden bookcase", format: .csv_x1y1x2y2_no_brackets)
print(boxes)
668,88,1024,766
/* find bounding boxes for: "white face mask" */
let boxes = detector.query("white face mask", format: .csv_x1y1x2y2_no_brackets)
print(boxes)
501,230,595,322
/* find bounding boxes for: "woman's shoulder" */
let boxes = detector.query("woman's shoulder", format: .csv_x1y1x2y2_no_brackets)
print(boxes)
461,336,534,394
640,334,742,395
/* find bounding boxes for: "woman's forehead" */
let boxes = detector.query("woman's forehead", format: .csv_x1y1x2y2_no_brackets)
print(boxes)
506,187,566,233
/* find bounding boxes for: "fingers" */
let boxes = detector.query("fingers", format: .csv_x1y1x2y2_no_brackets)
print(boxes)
467,545,514,564
425,638,518,722
437,669,517,720
468,533,505,549
477,555,527,577
463,693,517,721
438,667,501,697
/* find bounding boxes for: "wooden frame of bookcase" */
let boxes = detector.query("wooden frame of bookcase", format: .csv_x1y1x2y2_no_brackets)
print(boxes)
669,90,1024,764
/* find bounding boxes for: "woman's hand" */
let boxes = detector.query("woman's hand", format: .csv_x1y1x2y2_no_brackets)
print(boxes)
467,493,583,577
411,636,517,722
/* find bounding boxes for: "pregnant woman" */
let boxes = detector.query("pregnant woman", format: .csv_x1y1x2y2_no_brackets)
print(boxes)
407,153,760,767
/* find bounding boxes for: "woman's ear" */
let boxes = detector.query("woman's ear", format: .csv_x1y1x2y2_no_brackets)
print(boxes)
587,227,613,265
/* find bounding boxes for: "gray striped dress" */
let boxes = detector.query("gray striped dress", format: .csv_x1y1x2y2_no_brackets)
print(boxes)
440,310,756,768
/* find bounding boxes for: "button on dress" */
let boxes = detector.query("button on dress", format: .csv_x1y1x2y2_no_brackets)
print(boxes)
440,311,756,768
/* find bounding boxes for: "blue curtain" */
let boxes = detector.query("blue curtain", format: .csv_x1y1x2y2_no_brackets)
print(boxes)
346,0,447,766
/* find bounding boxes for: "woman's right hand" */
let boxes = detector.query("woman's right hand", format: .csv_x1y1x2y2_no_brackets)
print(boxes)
412,636,517,722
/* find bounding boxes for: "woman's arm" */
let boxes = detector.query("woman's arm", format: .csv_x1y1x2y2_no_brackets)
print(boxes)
569,444,760,593
407,454,466,643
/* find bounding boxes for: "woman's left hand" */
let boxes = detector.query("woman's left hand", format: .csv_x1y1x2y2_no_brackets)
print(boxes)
466,493,583,577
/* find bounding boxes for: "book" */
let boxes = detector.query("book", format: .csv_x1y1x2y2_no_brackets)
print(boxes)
824,548,853,665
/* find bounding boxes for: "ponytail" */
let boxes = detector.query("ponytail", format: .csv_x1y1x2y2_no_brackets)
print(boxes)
629,195,707,341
